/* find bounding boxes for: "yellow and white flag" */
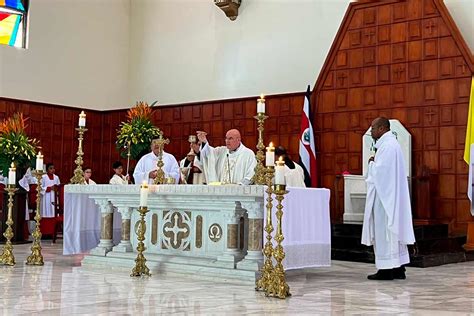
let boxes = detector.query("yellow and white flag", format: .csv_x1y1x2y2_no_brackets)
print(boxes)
463,76,474,214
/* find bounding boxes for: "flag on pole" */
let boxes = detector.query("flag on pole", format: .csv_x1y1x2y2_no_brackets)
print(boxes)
463,76,474,214
299,85,317,187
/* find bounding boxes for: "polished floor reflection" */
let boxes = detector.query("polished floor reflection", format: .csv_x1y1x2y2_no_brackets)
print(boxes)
1,242,474,315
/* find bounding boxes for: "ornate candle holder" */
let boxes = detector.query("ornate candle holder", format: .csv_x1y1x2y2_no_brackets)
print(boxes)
26,170,45,266
252,112,268,185
70,127,88,184
153,134,169,185
266,184,291,299
131,206,151,277
255,166,275,292
0,185,18,266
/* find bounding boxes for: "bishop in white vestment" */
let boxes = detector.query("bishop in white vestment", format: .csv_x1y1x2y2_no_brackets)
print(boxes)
362,117,415,280
41,164,60,218
195,129,256,185
133,139,180,184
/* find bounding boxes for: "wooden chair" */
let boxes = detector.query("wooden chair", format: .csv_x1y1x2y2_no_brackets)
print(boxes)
52,184,64,243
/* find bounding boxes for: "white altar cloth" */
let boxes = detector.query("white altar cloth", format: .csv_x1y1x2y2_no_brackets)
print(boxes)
63,186,332,270
63,193,122,255
265,187,331,270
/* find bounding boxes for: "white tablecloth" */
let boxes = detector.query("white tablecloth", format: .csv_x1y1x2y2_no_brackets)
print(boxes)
63,193,122,255
63,187,332,270
265,187,331,270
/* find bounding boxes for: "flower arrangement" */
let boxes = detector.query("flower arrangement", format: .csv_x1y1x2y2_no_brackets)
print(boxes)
116,101,162,160
0,113,39,176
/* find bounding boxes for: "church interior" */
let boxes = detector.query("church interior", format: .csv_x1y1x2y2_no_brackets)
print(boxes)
1,0,474,314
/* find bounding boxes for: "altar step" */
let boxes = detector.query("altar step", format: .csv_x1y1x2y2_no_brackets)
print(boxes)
331,224,471,268
81,251,260,285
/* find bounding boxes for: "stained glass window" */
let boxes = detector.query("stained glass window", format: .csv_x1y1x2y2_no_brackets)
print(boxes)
0,0,28,48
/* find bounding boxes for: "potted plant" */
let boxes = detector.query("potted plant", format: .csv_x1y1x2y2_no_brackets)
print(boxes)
0,113,39,181
116,101,162,162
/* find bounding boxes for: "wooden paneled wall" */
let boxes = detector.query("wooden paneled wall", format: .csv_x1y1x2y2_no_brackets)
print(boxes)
0,92,305,184
312,0,474,234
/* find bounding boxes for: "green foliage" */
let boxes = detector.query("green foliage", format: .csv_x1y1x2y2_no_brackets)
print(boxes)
116,102,162,160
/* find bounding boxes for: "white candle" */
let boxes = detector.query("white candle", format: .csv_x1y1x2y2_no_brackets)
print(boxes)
140,182,149,207
78,111,86,127
36,152,44,171
257,94,265,114
275,157,286,185
265,142,275,167
8,163,15,185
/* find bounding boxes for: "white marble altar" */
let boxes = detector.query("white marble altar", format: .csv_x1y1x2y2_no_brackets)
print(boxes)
343,119,412,223
64,184,265,283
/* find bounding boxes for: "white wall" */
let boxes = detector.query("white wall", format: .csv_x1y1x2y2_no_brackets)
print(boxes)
0,0,472,110
0,0,130,110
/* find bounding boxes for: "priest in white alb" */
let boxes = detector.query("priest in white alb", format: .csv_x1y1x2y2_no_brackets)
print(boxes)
193,129,256,185
133,137,180,184
362,117,415,280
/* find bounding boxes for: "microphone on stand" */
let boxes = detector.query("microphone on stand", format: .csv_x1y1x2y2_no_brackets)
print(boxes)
226,153,232,184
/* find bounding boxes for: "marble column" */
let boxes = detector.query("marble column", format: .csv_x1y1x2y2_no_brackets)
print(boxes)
90,200,114,256
237,200,264,271
217,208,244,268
112,206,133,253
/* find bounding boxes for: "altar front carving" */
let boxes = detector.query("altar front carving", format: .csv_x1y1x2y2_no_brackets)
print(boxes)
65,184,264,283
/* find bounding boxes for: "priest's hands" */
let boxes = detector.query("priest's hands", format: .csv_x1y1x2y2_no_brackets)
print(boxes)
196,131,207,144
149,170,157,179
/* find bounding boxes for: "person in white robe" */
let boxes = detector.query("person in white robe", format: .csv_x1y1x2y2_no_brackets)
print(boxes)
19,167,38,221
275,146,306,188
194,129,256,185
133,138,180,184
41,163,60,218
361,117,415,280
109,161,129,185
179,149,205,184
83,167,97,185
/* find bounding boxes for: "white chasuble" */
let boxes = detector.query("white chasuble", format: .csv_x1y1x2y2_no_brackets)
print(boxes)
40,174,60,218
133,151,180,184
198,142,256,185
362,132,415,269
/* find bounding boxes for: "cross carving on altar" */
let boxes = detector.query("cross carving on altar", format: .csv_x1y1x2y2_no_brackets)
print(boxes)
394,66,405,80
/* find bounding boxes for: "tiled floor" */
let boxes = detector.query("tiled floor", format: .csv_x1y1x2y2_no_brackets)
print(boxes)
1,242,474,315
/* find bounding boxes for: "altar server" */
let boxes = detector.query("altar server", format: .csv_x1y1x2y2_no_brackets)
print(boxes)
109,161,129,185
275,146,306,187
133,137,180,184
41,163,60,218
179,149,205,184
194,129,256,185
362,117,415,280
83,167,96,185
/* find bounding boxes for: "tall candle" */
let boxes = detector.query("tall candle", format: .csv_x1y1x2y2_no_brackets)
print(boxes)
140,182,149,207
36,151,44,171
257,94,265,114
78,111,86,127
265,142,275,167
8,163,16,186
275,157,286,185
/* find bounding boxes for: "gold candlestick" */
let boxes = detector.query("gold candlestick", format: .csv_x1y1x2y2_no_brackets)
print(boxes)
266,184,291,299
153,133,169,185
252,112,268,185
26,170,45,266
255,166,275,291
70,127,88,184
1,185,18,266
131,206,151,277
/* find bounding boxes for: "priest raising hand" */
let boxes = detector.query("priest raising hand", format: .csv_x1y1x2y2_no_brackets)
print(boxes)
195,129,256,185
361,117,415,281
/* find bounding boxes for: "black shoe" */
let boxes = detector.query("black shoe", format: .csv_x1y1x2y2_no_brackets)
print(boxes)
393,266,406,280
367,269,394,280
